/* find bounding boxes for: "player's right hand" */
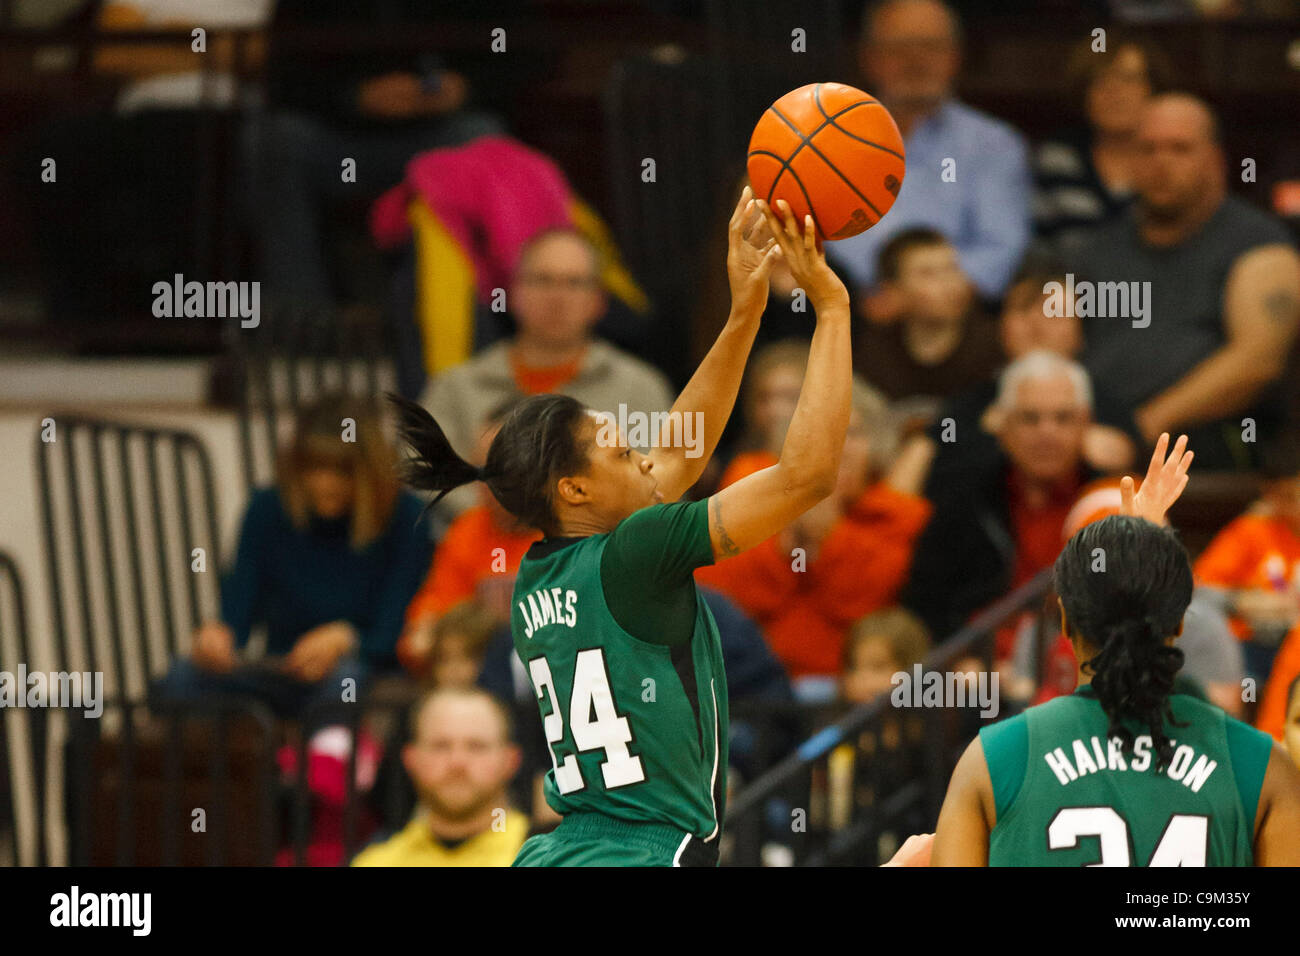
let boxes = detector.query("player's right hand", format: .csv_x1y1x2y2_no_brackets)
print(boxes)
756,198,848,310
193,621,237,673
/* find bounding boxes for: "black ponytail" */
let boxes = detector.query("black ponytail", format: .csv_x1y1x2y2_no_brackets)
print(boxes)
385,390,593,537
386,393,483,512
1086,616,1185,771
1054,515,1193,773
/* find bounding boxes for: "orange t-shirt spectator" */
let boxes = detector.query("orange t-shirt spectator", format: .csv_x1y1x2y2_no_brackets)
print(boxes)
696,479,930,679
405,504,539,626
511,347,585,395
697,382,934,680
1216,437,1300,741
1194,511,1300,641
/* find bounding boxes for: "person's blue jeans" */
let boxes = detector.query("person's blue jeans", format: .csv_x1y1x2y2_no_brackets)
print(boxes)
151,655,370,722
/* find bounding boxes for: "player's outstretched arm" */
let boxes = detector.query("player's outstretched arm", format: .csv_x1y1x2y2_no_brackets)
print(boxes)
649,186,780,502
705,200,851,559
1254,743,1300,866
931,737,994,866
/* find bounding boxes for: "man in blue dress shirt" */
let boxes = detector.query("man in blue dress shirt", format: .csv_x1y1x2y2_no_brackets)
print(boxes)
829,0,1032,303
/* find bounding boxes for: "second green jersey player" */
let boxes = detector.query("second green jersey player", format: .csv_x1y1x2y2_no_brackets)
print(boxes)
933,435,1300,866
389,191,857,865
980,684,1271,866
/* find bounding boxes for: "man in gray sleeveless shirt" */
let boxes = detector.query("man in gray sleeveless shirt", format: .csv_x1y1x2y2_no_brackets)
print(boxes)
1074,93,1300,470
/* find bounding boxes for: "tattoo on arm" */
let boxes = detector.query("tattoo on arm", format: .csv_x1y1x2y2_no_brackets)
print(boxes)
710,497,740,557
1263,289,1299,326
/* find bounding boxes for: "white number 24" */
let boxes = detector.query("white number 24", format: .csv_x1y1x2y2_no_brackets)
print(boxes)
1048,807,1209,866
529,649,646,794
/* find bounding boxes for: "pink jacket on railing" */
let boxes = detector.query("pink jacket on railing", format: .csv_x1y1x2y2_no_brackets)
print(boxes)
369,134,574,303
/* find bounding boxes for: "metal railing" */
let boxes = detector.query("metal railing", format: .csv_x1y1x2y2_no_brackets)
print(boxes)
223,306,400,494
0,550,43,866
26,417,225,865
724,569,1055,866
63,697,278,866
58,685,428,867
36,416,222,697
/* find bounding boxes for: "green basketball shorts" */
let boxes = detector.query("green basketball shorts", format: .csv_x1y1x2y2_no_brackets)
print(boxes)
512,812,720,867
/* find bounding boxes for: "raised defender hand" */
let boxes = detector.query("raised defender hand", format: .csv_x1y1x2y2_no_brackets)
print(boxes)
1120,432,1193,526
756,198,849,310
727,185,784,316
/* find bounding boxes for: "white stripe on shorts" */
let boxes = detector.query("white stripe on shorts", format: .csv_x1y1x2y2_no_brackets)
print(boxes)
672,833,691,867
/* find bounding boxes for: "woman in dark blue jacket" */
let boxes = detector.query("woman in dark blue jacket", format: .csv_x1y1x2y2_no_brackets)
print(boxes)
153,392,434,718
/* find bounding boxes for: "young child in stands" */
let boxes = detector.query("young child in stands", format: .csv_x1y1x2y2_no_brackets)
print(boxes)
840,607,932,707
852,228,1002,432
715,339,806,490
823,608,932,862
424,600,497,689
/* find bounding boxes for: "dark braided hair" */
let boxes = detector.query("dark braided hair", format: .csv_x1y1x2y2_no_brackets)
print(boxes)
1053,515,1192,773
385,392,593,537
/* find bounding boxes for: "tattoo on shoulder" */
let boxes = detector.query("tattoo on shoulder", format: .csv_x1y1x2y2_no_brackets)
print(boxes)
710,498,740,557
1263,289,1299,325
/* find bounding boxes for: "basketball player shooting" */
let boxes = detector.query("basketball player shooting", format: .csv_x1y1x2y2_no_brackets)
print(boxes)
387,193,871,865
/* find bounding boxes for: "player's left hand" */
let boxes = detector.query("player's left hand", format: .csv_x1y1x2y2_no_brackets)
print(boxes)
726,185,783,317
881,832,934,867
1120,432,1193,527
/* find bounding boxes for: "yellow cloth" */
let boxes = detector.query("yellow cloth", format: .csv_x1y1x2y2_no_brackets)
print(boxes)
350,809,529,867
568,197,650,314
407,197,650,378
410,199,477,378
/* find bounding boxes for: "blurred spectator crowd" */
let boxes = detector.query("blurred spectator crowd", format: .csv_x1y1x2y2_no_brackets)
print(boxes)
4,0,1300,865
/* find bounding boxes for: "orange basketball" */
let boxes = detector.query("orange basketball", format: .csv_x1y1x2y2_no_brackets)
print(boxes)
747,82,905,242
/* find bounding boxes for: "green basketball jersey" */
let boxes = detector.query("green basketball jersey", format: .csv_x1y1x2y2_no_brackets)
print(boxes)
981,686,1273,866
511,500,728,841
